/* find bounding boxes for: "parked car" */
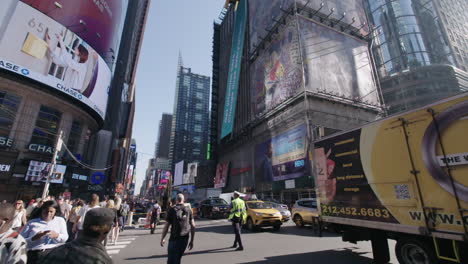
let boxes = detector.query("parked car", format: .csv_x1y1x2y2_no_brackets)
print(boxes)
245,200,282,231
264,201,291,222
199,198,230,219
291,198,321,232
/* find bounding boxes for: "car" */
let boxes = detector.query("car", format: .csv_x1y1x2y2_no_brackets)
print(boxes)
291,198,322,235
199,198,230,219
264,201,291,222
245,200,282,231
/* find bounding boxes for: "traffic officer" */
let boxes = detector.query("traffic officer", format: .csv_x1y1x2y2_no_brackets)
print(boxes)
229,191,247,251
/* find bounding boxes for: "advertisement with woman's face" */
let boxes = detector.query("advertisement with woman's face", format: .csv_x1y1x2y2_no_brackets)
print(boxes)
0,2,111,119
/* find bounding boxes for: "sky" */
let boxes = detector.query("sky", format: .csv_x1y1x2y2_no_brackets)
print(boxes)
132,0,224,195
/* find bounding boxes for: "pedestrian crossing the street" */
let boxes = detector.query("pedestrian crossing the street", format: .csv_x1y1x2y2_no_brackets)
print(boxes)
106,236,137,256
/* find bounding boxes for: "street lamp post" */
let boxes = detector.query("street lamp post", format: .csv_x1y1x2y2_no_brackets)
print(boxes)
41,130,63,199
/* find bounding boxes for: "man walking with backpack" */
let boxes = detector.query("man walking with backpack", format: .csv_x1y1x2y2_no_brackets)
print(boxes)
160,193,195,264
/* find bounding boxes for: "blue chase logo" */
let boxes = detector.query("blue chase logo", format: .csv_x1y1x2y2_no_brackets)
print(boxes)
21,68,30,75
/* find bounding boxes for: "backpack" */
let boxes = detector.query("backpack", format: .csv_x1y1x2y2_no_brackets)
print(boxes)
172,205,191,237
119,205,128,217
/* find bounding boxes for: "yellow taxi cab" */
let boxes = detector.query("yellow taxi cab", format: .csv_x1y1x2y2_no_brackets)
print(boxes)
244,200,282,231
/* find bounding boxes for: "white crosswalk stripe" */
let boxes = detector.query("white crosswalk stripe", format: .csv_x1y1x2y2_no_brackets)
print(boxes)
106,236,137,255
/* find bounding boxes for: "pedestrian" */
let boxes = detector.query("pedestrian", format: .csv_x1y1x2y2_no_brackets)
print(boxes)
20,200,68,264
57,197,70,221
229,191,247,251
105,200,118,245
12,200,27,231
121,200,130,228
72,194,100,237
26,198,41,219
160,193,195,264
0,203,28,263
115,197,124,233
41,208,114,264
67,199,84,242
150,201,161,234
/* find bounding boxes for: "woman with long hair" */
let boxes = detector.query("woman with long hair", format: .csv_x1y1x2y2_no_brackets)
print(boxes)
11,200,27,231
105,199,117,245
20,200,68,264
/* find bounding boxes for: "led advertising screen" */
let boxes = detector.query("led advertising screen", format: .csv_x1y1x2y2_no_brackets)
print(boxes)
255,124,308,182
214,162,229,188
174,160,184,186
299,17,380,106
250,19,303,117
0,2,111,119
20,0,124,59
25,160,67,184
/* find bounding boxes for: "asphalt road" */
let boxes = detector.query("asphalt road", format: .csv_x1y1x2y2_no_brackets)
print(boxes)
110,219,398,264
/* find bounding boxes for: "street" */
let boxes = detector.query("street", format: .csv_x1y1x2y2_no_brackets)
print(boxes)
110,219,398,264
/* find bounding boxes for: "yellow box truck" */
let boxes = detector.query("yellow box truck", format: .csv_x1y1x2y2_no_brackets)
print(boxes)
313,92,468,264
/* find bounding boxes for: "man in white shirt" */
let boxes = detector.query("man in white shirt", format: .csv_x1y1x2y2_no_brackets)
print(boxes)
72,194,100,235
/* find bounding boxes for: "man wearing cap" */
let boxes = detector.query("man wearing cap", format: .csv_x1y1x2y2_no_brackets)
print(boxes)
41,208,114,264
228,191,247,251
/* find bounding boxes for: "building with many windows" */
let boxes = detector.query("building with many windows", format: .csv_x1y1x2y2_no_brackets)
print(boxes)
169,56,210,172
365,0,468,114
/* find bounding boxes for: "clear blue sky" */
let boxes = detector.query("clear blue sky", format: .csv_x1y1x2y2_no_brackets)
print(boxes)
132,0,224,194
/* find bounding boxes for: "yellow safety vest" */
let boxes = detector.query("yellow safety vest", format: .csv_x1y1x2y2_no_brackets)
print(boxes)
229,198,247,222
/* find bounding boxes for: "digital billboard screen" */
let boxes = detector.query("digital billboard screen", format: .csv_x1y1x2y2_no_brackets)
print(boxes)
20,0,124,58
0,2,111,119
299,17,380,106
255,124,308,182
250,19,303,117
25,160,67,184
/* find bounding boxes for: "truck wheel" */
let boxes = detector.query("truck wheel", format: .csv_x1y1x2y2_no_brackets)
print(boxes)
395,238,437,264
294,215,304,227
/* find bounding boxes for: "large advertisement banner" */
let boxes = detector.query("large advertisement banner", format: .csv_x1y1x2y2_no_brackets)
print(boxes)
255,124,308,182
298,17,379,106
221,0,247,138
25,160,67,184
174,161,184,186
250,19,303,117
0,2,111,119
248,0,293,53
20,0,124,58
296,0,370,34
214,162,229,188
314,93,468,233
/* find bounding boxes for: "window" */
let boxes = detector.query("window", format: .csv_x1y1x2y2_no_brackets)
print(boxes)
194,125,202,132
31,106,62,147
193,148,200,155
0,91,21,137
195,114,202,120
196,92,203,99
67,120,82,153
195,103,203,110
193,136,201,143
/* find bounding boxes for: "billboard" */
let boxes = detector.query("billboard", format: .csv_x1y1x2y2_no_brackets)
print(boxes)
298,17,380,106
174,161,184,186
186,162,197,184
0,2,111,119
296,0,370,34
221,0,247,138
314,93,468,233
214,162,229,188
25,160,67,184
250,19,303,117
20,0,124,58
248,0,293,52
255,124,308,182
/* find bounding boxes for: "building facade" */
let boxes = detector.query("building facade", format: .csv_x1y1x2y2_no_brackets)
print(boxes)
365,0,468,114
210,0,383,203
0,0,131,201
169,57,211,170
155,113,173,159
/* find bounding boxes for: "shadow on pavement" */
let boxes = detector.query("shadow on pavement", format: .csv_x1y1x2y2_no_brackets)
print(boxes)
125,247,234,261
277,225,339,238
239,248,373,264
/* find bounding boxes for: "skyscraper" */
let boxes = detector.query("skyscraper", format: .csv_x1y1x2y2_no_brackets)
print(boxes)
365,0,468,114
156,113,173,159
169,55,211,170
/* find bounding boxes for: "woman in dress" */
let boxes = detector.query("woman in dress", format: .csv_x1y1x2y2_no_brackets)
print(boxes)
11,200,27,231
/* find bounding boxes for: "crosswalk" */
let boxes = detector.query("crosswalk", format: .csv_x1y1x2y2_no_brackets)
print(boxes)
106,236,137,256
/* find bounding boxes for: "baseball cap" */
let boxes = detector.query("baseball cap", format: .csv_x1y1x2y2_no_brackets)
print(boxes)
83,208,115,229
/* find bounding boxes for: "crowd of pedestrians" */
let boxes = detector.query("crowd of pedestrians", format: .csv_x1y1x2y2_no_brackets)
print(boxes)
0,194,129,264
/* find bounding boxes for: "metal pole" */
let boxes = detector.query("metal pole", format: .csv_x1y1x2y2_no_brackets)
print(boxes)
42,130,63,199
